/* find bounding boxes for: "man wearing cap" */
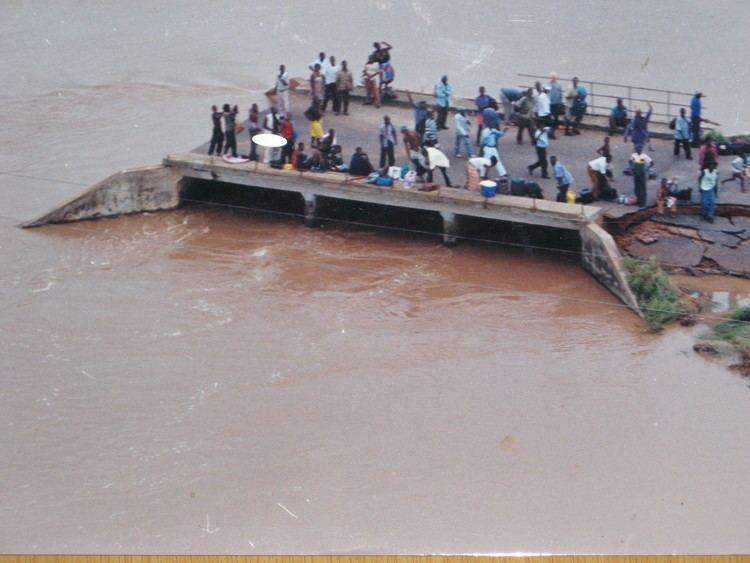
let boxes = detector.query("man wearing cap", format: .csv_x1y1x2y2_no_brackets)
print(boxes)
454,108,473,158
434,75,453,130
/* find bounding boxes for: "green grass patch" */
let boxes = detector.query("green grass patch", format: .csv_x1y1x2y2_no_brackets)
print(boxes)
709,307,750,358
623,255,685,331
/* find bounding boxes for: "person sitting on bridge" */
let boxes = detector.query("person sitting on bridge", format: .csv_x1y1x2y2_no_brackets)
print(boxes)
349,146,374,177
292,142,311,170
608,98,629,135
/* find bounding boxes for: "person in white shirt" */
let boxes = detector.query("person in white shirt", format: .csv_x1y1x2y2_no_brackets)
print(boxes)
322,56,339,113
587,155,611,200
720,155,746,192
535,85,552,135
276,64,290,116
465,155,498,191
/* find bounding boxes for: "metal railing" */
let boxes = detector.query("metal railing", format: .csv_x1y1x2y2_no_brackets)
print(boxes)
517,73,707,124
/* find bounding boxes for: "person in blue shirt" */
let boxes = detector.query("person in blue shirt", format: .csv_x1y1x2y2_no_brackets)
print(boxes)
481,125,510,177
499,87,524,123
434,75,453,130
406,92,430,136
673,107,692,160
624,103,652,152
608,98,629,135
547,73,565,134
690,91,703,148
474,86,496,146
550,155,574,202
527,125,551,178
564,77,587,135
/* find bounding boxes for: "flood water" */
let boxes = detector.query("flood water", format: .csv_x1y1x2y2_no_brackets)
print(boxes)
2,1,750,555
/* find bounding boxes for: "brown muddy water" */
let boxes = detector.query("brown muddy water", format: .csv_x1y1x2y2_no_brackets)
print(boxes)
2,1,750,555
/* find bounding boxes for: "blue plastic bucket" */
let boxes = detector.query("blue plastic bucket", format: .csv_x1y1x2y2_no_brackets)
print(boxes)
480,180,497,198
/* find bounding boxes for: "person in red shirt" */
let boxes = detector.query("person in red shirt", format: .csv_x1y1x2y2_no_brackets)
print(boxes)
280,114,296,163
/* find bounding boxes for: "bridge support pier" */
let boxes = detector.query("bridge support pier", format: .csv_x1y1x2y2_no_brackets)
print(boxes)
302,193,318,228
441,212,459,246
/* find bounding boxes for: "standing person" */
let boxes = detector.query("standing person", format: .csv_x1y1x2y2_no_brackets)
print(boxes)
547,72,565,134
624,103,653,152
630,147,653,207
407,92,430,135
499,87,524,123
401,126,424,177
608,98,629,135
422,110,439,147
247,103,261,161
309,52,327,71
372,41,392,65
513,88,535,145
279,115,296,164
564,77,587,135
720,155,746,192
276,65,290,116
587,155,611,200
335,60,354,116
535,85,551,130
305,102,324,148
597,136,614,181
550,155,574,202
362,55,381,108
208,105,224,156
434,75,453,130
454,108,473,158
222,103,238,157
673,107,692,160
699,137,720,169
322,55,339,113
527,125,551,178
262,106,281,163
481,125,510,177
309,64,324,108
699,161,719,222
690,91,704,148
474,86,494,146
378,115,397,168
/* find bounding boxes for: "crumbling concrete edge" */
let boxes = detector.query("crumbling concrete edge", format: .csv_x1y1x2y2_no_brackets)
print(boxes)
20,164,180,228
580,222,643,317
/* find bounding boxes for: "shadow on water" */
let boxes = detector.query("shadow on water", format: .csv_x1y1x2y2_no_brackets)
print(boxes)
179,178,583,255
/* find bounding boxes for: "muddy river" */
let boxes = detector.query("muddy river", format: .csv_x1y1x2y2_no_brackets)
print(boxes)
2,1,750,555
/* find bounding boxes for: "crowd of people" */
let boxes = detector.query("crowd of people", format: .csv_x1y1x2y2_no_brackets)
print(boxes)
206,47,748,222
